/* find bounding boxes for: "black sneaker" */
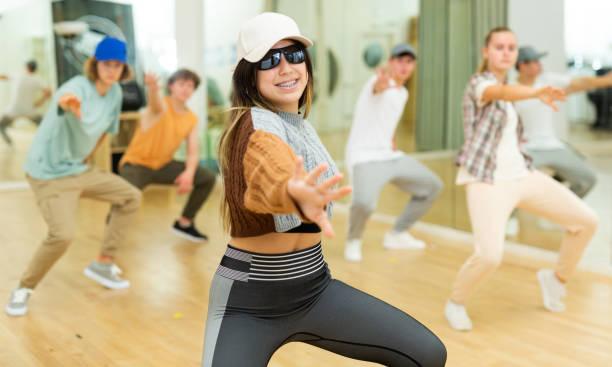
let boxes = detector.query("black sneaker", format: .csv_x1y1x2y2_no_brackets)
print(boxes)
171,221,208,243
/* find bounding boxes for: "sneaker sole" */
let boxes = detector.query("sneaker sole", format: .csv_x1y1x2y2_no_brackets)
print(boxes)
5,305,27,316
445,312,472,331
83,268,130,290
444,305,473,331
537,270,565,312
170,227,208,243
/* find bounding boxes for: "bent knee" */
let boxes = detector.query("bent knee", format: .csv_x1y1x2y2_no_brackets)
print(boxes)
403,329,447,367
582,209,599,232
350,200,376,216
430,177,444,197
129,187,143,206
474,252,503,270
420,340,447,367
45,230,74,249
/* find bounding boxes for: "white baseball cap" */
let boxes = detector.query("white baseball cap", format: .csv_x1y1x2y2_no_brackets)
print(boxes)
236,12,313,64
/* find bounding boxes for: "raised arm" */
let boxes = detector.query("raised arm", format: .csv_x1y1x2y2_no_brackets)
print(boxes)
481,84,567,111
34,88,52,108
564,71,612,95
140,72,164,131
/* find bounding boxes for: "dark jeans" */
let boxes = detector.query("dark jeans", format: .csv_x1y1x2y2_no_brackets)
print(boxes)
120,160,216,220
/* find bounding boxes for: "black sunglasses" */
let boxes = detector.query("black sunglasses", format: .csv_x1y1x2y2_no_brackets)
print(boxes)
258,44,306,70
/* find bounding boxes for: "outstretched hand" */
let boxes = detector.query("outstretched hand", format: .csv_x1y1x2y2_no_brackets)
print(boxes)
58,93,82,118
536,86,566,111
373,66,393,94
174,170,194,194
287,157,352,238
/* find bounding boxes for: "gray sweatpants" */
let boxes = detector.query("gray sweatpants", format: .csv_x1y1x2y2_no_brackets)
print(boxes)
348,154,443,241
528,145,596,198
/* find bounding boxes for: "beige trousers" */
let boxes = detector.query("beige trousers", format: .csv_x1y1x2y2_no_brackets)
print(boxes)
450,170,598,304
20,167,142,289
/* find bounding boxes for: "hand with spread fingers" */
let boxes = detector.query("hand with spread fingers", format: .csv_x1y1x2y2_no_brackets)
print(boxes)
58,93,82,118
287,156,352,238
174,170,194,194
144,72,161,93
536,86,566,111
373,66,394,94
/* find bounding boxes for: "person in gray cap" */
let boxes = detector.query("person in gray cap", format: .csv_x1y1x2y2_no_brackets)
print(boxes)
514,45,612,199
344,43,442,262
0,60,51,146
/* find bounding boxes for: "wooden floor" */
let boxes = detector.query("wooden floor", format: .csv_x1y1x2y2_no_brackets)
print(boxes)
1,184,611,367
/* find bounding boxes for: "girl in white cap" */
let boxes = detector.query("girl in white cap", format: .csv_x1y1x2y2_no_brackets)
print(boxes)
201,12,446,367
445,27,598,331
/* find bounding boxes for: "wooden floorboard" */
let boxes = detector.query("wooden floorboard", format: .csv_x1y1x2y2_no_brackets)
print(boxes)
1,186,611,366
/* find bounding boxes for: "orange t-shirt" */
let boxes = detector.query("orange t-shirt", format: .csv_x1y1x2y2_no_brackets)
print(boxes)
120,97,198,170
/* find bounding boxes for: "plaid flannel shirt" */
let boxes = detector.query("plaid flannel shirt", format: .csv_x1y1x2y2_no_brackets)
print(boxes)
455,72,532,183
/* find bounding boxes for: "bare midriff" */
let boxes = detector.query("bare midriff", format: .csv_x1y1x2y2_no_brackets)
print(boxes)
229,232,321,254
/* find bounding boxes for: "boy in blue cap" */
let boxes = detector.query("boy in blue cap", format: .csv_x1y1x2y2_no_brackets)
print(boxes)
6,38,142,316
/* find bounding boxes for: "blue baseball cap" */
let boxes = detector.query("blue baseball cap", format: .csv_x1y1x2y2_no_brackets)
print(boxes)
94,37,127,63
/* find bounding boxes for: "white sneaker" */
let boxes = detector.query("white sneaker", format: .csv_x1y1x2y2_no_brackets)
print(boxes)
344,239,362,262
445,300,473,331
505,216,520,236
537,269,566,312
383,231,426,250
6,287,33,316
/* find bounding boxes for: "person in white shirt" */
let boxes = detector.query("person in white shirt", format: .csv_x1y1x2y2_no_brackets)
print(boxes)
0,60,51,146
344,43,443,262
514,46,612,198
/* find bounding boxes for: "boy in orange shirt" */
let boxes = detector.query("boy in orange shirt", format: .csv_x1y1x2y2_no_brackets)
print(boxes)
120,69,216,242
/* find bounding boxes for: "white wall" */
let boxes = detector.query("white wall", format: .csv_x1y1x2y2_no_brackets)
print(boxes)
204,0,265,106
565,0,612,65
508,0,569,139
277,0,419,131
175,0,205,124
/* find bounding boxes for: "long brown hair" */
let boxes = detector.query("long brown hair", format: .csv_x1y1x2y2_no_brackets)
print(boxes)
218,42,314,232
476,26,513,74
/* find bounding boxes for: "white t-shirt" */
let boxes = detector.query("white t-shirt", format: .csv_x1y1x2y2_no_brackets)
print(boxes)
345,75,407,170
456,79,528,184
4,72,45,116
513,73,571,151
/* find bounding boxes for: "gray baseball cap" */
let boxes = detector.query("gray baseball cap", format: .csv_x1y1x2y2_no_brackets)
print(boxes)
517,46,548,64
390,43,417,59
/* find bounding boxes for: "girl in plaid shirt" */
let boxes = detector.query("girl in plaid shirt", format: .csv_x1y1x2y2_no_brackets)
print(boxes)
445,27,599,331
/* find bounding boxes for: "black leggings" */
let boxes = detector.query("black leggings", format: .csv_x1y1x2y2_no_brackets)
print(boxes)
202,243,446,367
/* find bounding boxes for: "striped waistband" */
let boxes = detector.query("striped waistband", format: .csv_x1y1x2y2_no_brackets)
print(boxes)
216,243,326,282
